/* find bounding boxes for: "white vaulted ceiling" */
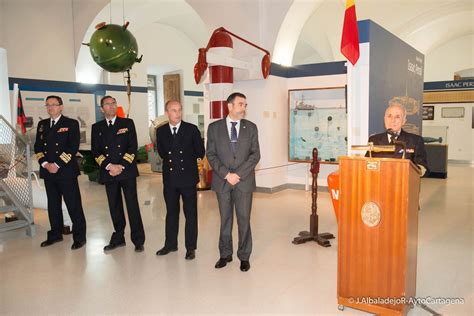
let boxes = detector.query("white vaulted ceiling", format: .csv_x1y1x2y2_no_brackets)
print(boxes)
289,0,474,65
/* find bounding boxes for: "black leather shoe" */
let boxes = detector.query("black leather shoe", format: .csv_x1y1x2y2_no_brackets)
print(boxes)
156,246,178,256
135,245,144,252
71,240,86,250
185,250,195,260
215,256,232,269
40,238,63,247
103,241,126,251
62,225,72,235
240,260,250,272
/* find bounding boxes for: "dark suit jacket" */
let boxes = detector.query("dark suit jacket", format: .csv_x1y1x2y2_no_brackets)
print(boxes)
156,121,205,188
91,117,139,183
206,118,260,193
368,129,429,172
34,116,80,179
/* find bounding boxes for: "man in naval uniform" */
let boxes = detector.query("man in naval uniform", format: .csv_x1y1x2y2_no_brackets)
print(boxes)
34,95,87,250
368,101,428,175
91,95,145,252
155,100,205,260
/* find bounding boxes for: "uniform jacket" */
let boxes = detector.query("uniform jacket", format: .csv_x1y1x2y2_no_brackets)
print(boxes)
156,121,205,188
91,117,139,183
368,129,429,172
34,116,80,179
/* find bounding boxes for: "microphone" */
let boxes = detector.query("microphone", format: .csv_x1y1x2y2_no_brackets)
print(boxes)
386,128,398,138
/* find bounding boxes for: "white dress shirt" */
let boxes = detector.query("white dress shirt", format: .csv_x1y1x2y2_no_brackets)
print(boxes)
226,116,240,138
106,116,117,126
50,114,62,127
169,121,182,135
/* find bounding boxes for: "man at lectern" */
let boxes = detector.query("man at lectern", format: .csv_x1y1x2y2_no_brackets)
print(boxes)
367,102,428,176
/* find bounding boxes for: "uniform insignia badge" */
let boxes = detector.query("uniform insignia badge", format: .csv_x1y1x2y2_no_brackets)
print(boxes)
58,127,69,133
117,128,129,135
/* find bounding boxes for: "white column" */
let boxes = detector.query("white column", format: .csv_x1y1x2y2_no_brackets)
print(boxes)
347,42,370,153
0,48,11,124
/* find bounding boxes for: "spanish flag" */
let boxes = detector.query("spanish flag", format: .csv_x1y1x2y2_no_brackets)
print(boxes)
17,90,27,134
340,0,360,65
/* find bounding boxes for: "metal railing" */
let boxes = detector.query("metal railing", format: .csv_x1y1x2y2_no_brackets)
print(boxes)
0,115,34,236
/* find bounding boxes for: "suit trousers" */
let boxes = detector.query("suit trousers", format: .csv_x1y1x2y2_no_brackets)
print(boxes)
105,177,145,246
44,177,86,243
216,188,253,260
163,185,198,250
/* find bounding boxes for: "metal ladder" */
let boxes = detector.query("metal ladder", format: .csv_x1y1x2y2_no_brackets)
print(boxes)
0,115,35,236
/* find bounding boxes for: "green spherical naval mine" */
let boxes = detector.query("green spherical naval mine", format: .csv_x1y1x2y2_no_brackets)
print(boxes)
86,22,142,73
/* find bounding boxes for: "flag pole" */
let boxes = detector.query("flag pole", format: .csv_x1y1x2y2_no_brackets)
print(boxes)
8,83,19,177
11,83,19,130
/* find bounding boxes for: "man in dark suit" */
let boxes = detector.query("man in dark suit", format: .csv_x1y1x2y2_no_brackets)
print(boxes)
206,92,260,272
91,95,145,252
34,95,87,250
368,102,428,175
155,100,205,260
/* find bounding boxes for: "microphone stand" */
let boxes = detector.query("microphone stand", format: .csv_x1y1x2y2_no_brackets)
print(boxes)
392,140,407,159
387,129,407,159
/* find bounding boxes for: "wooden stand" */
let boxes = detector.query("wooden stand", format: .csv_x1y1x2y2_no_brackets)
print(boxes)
292,148,335,247
337,157,420,315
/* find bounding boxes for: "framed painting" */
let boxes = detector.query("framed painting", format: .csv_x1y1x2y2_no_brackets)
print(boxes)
288,87,347,162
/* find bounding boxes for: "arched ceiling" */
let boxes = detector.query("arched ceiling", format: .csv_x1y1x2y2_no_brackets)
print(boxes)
273,0,474,66
76,0,208,83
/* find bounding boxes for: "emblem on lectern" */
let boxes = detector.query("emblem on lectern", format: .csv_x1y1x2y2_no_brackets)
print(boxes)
361,202,381,227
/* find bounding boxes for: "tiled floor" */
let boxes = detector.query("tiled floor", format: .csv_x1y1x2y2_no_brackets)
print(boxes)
0,163,472,315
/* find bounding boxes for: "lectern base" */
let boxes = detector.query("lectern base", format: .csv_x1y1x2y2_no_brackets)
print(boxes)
292,231,335,247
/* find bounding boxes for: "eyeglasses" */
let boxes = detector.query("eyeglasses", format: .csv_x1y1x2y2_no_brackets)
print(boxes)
45,104,61,107
102,102,117,106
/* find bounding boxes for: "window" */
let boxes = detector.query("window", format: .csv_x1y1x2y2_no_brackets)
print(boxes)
147,75,158,121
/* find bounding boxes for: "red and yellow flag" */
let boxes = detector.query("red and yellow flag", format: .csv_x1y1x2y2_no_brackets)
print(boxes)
340,0,360,65
17,90,27,134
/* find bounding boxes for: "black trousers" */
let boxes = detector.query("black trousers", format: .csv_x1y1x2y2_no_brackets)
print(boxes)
105,177,145,246
163,185,198,250
44,177,86,243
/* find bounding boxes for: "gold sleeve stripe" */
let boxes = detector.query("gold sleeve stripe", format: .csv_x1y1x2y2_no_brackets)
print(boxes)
60,153,72,164
95,155,106,166
123,153,135,163
36,152,45,159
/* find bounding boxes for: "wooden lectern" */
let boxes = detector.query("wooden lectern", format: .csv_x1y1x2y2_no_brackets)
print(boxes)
337,156,421,315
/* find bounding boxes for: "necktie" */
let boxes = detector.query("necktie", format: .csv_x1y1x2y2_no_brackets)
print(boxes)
108,120,113,128
390,134,398,144
230,121,238,152
172,126,177,137
51,119,55,127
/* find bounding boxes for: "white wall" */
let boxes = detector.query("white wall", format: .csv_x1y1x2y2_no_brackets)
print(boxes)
0,0,4,47
2,0,76,81
423,103,474,162
234,76,289,189
425,34,474,82
188,0,292,56
227,73,346,190
0,48,11,123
